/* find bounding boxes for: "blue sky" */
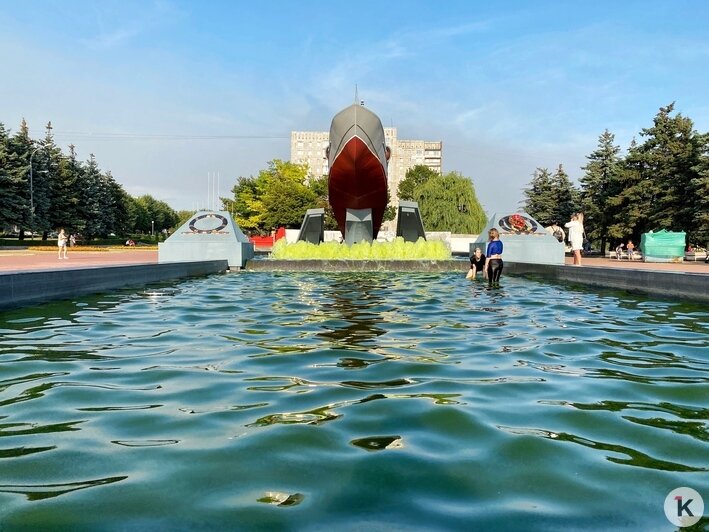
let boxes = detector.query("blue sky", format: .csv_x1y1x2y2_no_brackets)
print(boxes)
1,0,707,214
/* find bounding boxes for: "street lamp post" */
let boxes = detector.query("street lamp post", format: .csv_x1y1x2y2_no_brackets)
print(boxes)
151,220,155,236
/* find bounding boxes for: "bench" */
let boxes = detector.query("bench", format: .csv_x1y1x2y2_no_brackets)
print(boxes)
685,251,707,262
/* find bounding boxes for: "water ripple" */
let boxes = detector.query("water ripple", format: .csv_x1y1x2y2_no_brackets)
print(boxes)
0,272,706,529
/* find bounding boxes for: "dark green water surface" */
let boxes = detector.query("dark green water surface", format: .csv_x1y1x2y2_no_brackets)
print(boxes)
0,272,707,531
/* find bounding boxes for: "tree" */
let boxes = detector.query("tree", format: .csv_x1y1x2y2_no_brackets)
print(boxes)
522,168,556,225
689,134,709,245
605,138,649,243
0,122,25,231
414,171,486,233
52,144,84,234
635,103,706,242
580,130,622,253
306,174,338,230
226,175,265,232
6,119,34,238
77,154,105,238
38,122,65,238
398,164,438,201
227,160,322,233
260,160,316,229
133,195,178,234
522,165,579,227
551,164,579,223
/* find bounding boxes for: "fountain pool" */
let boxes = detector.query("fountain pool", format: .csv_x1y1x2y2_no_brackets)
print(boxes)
0,272,706,530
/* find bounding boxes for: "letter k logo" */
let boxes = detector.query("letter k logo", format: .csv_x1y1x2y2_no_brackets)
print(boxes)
675,496,694,517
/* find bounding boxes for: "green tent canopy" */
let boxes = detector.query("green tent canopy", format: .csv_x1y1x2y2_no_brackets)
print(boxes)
640,230,686,262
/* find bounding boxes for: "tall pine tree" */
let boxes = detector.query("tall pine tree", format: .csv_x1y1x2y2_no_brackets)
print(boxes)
551,164,578,224
522,168,556,225
636,103,705,237
0,122,25,231
6,119,34,238
78,154,106,238
580,130,622,252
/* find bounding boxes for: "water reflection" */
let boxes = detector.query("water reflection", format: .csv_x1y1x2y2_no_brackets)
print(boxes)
0,476,128,501
317,274,388,348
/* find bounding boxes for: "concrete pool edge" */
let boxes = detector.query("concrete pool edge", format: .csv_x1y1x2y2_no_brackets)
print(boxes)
244,259,709,303
0,260,229,311
506,262,709,303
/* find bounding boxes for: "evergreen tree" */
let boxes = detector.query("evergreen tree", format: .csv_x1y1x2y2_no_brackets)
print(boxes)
635,103,706,241
522,168,556,225
0,122,25,231
77,154,105,238
689,133,709,246
6,119,34,238
34,122,62,238
53,144,84,233
580,130,621,253
606,138,650,243
104,171,133,235
551,164,579,224
414,171,486,233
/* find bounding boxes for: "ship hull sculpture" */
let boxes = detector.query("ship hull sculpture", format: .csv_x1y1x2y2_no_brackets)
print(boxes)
327,103,390,240
296,102,426,245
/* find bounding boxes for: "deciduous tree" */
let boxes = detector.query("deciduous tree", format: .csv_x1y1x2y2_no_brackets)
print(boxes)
414,171,486,233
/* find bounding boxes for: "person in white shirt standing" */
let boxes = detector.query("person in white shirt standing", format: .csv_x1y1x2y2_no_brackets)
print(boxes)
57,229,68,259
565,213,584,266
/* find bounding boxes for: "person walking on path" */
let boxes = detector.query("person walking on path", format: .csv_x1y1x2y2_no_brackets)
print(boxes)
57,229,68,259
565,213,584,266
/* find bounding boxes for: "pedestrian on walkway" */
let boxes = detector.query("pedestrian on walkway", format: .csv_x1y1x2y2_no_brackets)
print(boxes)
57,229,68,259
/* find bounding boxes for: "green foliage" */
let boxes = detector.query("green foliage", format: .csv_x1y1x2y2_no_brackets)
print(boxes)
0,122,24,230
523,166,580,227
175,210,194,227
0,118,180,239
132,195,178,234
271,237,451,260
580,130,621,252
414,171,486,233
398,165,438,201
306,175,338,230
261,161,317,229
525,103,709,249
228,160,344,234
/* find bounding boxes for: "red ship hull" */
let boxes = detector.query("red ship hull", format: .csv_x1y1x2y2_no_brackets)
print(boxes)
328,136,388,236
327,103,389,238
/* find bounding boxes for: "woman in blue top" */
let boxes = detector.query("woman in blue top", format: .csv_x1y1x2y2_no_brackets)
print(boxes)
484,228,503,286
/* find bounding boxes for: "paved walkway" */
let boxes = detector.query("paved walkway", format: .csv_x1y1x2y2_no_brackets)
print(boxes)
564,256,708,273
1,249,706,274
0,249,158,272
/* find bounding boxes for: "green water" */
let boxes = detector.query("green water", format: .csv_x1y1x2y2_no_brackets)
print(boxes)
0,273,706,531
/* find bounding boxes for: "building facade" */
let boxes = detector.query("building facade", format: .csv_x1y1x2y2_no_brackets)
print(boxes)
290,128,442,207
